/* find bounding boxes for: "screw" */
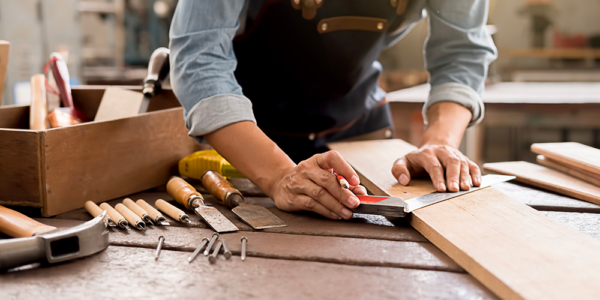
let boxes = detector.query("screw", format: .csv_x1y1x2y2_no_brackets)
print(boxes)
208,241,222,264
241,236,248,261
155,236,165,260
188,238,209,263
204,232,219,256
222,239,232,259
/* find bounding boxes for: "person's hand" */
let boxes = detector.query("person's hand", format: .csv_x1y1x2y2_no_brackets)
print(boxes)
391,144,481,192
271,150,367,220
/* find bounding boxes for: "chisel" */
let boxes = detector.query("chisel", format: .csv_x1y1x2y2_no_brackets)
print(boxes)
99,203,130,230
115,203,147,231
136,199,170,225
155,199,190,223
167,177,238,233
139,47,170,114
201,170,286,229
84,201,116,227
123,198,154,225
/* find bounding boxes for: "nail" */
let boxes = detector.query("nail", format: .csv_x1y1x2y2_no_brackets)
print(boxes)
188,237,209,263
476,176,482,186
350,175,360,186
438,182,446,191
208,241,222,264
204,232,219,256
346,195,359,208
155,236,165,260
222,240,232,259
399,174,409,185
341,208,353,219
331,212,342,220
450,182,459,192
241,237,248,261
462,181,471,189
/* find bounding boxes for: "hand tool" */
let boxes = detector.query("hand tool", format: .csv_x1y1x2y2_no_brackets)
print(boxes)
167,177,239,233
136,199,170,225
0,205,109,271
351,174,516,218
208,240,222,264
201,171,286,230
332,170,349,189
179,149,245,180
155,236,165,260
115,203,147,231
204,232,219,256
29,74,48,130
84,201,116,227
188,237,209,263
241,236,248,261
155,199,191,223
44,53,87,127
123,198,154,225
94,87,144,122
99,203,130,230
139,47,170,114
221,239,232,259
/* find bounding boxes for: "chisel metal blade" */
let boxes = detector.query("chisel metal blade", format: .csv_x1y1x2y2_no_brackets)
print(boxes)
232,204,287,230
195,206,239,233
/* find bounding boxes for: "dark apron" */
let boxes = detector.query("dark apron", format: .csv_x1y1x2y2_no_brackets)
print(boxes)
233,0,404,162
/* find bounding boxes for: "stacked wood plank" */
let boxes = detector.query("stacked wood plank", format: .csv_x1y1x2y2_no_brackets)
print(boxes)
329,139,600,300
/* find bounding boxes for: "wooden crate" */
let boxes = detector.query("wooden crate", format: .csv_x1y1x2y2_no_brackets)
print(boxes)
0,86,202,216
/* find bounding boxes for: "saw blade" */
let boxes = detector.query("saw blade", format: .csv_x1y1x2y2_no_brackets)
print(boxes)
195,206,239,233
404,174,515,212
232,204,287,230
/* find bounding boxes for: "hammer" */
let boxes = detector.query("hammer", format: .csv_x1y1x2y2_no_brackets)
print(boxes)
0,205,109,271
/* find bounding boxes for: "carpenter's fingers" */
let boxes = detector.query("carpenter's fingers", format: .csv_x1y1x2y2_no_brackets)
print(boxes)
306,166,360,209
468,160,482,187
458,156,472,191
418,150,446,192
435,148,461,192
296,180,355,220
315,151,360,186
350,185,368,195
391,157,412,186
294,194,347,220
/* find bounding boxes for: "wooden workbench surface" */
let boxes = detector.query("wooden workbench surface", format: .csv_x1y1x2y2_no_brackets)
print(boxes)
1,179,599,299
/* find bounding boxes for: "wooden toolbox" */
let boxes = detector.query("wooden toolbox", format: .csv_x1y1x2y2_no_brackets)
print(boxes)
0,86,202,216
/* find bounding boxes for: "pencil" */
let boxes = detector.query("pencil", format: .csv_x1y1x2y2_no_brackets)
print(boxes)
332,170,350,189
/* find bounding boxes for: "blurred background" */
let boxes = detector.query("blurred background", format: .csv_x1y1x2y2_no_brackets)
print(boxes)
1,0,599,165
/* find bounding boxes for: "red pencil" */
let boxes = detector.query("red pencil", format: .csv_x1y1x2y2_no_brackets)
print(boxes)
332,170,350,189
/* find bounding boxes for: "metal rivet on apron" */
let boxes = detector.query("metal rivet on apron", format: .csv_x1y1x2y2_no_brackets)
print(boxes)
377,22,384,30
384,129,392,139
321,23,328,31
308,133,316,141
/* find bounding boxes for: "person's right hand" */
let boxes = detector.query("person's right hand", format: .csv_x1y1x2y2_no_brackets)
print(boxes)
271,150,366,220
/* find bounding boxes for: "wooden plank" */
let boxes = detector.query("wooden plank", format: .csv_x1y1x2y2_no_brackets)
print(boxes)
93,87,143,122
537,155,600,186
0,246,496,300
484,161,600,206
0,41,9,103
0,130,43,207
329,139,600,300
42,107,201,216
532,142,600,175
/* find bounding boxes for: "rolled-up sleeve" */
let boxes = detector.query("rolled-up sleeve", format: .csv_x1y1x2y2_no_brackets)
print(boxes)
170,0,254,143
423,0,497,127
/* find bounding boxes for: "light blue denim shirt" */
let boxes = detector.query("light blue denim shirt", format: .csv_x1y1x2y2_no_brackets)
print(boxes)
169,0,497,142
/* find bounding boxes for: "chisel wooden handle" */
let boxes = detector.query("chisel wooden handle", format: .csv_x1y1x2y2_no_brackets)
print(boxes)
136,199,164,222
0,205,56,238
167,177,203,210
155,199,189,223
99,203,127,226
201,171,244,208
123,198,148,219
115,203,145,230
29,74,47,130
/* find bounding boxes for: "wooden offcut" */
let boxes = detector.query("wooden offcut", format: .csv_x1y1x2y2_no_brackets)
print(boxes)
329,139,600,300
537,155,600,187
532,142,600,175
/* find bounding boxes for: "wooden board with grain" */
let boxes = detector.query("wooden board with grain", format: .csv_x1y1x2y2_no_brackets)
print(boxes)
484,161,600,206
329,139,600,300
537,155,600,187
532,142,600,176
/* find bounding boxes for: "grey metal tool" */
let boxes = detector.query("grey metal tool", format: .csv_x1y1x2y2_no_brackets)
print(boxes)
188,238,209,263
139,47,170,114
204,232,219,256
0,205,109,271
155,236,165,260
208,241,222,264
352,174,516,218
222,239,232,259
241,236,248,261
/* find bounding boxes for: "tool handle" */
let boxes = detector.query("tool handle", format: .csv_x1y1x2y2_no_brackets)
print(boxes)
167,177,203,210
115,203,143,225
143,47,170,97
0,236,46,271
99,203,126,224
122,198,148,219
84,201,104,217
29,74,47,130
0,205,56,238
136,199,163,221
155,199,186,221
201,171,243,208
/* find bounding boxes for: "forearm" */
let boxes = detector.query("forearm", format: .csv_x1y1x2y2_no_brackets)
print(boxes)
204,121,295,198
421,102,472,148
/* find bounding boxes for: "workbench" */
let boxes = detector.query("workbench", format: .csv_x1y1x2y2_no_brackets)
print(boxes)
1,179,599,299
